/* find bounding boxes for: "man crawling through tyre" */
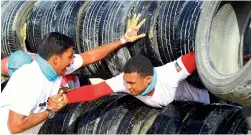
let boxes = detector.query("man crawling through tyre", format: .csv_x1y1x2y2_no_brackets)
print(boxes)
50,52,210,108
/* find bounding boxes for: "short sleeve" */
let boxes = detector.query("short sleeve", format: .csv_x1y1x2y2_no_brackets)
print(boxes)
65,54,83,75
105,73,129,93
9,70,41,116
156,57,190,87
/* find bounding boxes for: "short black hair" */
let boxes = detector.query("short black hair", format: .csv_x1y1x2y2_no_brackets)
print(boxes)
38,32,74,60
123,55,153,77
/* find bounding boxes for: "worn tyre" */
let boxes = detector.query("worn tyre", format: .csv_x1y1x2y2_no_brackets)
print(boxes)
138,108,160,134
27,1,83,53
78,1,112,79
100,1,135,76
179,104,244,134
1,1,35,58
76,94,125,134
217,109,248,134
117,105,160,134
195,1,251,105
1,79,9,92
147,101,203,134
38,103,76,134
127,1,163,67
95,95,144,134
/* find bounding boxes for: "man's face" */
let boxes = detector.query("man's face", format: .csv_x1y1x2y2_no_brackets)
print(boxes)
53,47,74,76
123,72,152,96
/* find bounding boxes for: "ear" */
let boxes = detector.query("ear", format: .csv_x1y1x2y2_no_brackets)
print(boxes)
50,54,58,65
145,76,153,84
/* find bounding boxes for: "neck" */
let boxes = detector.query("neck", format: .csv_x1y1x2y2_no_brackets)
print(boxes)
35,55,58,81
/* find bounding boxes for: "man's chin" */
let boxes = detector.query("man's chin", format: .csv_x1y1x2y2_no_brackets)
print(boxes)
131,93,140,96
58,72,65,76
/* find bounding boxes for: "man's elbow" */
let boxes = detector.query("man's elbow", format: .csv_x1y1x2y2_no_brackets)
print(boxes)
8,121,25,134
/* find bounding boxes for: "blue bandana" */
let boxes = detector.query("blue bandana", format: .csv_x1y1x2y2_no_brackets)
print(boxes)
35,54,58,81
8,50,33,76
141,68,157,96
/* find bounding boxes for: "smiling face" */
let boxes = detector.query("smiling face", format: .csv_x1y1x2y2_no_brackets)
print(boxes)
51,47,74,76
123,72,152,96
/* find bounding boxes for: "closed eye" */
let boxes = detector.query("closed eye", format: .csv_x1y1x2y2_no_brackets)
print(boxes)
127,82,135,85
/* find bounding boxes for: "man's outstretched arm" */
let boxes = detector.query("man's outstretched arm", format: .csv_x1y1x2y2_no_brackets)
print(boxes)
66,82,114,104
79,14,146,67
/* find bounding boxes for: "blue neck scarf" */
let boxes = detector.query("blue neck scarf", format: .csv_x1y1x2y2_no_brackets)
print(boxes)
141,68,157,96
35,54,58,81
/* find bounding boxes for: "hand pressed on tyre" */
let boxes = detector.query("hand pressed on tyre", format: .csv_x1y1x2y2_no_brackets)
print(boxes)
123,13,146,43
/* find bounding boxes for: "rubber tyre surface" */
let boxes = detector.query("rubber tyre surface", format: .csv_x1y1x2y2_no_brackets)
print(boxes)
127,1,163,67
138,108,160,134
147,101,203,134
1,1,35,58
78,1,112,79
216,109,248,134
1,79,9,92
117,105,160,134
27,1,84,53
179,104,242,134
195,1,251,105
94,95,144,134
100,1,135,76
76,94,125,134
38,103,77,134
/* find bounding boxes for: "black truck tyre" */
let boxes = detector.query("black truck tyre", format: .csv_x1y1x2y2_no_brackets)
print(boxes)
94,95,144,134
147,101,203,134
76,94,125,134
138,108,160,134
78,1,112,79
100,1,135,76
1,1,35,58
117,105,160,134
217,108,248,134
179,104,244,134
127,1,163,67
38,103,76,134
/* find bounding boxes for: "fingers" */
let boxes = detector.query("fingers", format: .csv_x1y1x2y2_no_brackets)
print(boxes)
135,33,146,40
48,94,67,113
62,94,68,105
127,19,131,30
136,18,146,30
131,14,141,27
58,90,64,95
131,14,137,26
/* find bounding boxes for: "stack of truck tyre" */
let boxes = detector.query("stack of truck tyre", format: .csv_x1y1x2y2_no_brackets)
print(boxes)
1,1,250,134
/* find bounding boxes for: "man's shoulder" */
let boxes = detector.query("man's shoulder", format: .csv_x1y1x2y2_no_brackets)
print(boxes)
11,62,44,81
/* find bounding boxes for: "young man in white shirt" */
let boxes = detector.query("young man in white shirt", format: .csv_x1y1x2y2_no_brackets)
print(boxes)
0,14,146,134
1,50,84,89
57,52,210,108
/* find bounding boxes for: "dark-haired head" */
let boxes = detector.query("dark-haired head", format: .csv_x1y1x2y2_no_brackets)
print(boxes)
123,55,153,96
38,32,75,76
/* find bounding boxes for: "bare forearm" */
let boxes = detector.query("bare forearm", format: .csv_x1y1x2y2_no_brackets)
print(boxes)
8,110,49,134
80,40,123,66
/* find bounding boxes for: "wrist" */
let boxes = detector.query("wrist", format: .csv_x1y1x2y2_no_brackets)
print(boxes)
45,108,55,119
120,37,127,44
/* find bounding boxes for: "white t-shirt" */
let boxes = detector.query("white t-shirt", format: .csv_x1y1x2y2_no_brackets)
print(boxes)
0,54,83,134
106,57,210,108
